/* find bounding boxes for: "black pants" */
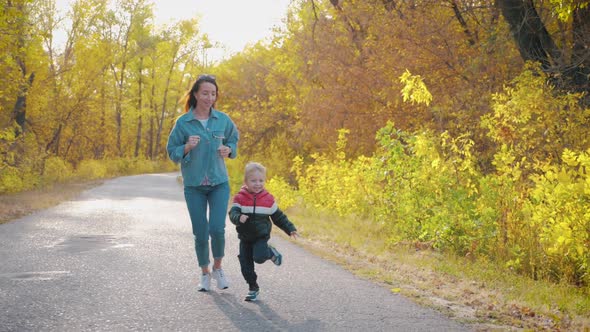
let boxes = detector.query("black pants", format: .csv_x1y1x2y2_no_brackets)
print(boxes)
238,238,273,290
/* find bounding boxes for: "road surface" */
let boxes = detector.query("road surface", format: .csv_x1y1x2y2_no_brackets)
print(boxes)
0,173,470,331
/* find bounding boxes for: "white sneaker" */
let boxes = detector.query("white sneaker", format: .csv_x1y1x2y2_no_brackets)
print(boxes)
198,273,211,291
211,268,229,289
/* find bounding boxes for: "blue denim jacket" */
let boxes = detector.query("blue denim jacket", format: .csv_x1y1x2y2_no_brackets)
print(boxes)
166,108,239,187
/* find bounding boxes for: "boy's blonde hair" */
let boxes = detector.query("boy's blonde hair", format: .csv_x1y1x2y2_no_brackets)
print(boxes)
244,162,267,181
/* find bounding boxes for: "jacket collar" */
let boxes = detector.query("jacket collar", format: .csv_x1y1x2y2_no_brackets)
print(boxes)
182,108,220,122
238,186,269,198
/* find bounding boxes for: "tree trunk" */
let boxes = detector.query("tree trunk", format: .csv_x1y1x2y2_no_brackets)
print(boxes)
46,124,63,155
570,5,590,98
12,71,35,136
135,116,143,158
154,73,172,159
498,0,589,102
450,0,475,45
114,61,126,157
134,57,144,158
148,68,156,160
497,0,560,68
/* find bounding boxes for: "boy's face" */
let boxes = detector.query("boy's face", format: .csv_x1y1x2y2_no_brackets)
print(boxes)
245,171,265,194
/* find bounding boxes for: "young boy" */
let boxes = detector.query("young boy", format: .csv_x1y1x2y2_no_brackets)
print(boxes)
228,162,298,301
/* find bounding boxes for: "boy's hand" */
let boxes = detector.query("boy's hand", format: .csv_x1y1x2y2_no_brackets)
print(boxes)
290,231,299,239
239,214,249,223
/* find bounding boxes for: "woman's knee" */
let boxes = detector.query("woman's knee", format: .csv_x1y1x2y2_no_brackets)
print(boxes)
194,235,208,248
209,230,225,242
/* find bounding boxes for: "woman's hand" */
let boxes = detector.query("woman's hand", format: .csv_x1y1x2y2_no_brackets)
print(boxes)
184,135,200,155
218,145,231,158
239,214,249,223
290,231,299,239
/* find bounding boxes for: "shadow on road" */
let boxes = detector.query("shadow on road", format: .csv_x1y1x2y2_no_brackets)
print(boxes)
211,292,323,331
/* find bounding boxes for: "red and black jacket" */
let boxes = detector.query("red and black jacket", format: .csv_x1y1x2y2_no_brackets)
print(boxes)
228,186,296,242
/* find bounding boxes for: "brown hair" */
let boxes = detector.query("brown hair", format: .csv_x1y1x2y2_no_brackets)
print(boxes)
182,75,219,113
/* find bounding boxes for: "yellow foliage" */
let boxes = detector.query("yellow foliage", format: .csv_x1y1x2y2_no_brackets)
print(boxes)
286,115,590,287
0,166,24,194
481,63,589,172
266,176,298,210
527,148,590,285
399,70,432,106
294,128,381,218
42,156,74,185
75,160,108,180
549,0,590,21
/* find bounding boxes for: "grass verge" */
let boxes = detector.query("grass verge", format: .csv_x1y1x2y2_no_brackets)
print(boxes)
0,180,102,224
284,207,590,332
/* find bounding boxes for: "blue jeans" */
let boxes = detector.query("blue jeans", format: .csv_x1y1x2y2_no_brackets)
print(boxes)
184,182,230,267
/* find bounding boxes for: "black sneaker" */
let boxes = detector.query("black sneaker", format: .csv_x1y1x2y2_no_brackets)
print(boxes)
268,244,282,266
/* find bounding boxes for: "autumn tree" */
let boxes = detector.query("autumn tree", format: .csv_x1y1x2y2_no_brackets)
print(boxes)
292,0,521,159
151,19,202,159
217,38,305,178
33,0,109,159
497,0,590,103
1,0,212,192
2,0,40,136
0,0,51,192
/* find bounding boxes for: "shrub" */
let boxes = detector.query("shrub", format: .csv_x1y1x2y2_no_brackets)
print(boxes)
266,176,298,210
0,166,24,194
75,159,107,180
42,156,73,185
526,149,590,286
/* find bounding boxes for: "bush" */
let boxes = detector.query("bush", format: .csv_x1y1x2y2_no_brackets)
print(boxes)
75,159,108,180
266,176,298,209
42,156,73,185
526,149,590,286
0,166,24,194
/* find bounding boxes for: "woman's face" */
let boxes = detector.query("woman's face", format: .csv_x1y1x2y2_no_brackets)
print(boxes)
194,82,217,110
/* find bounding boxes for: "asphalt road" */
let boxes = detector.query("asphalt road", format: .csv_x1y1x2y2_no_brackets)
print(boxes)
0,173,471,331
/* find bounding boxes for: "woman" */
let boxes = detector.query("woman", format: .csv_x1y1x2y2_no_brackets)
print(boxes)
166,74,239,291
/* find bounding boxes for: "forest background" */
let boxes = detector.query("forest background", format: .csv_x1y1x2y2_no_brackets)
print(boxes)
2,0,590,329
